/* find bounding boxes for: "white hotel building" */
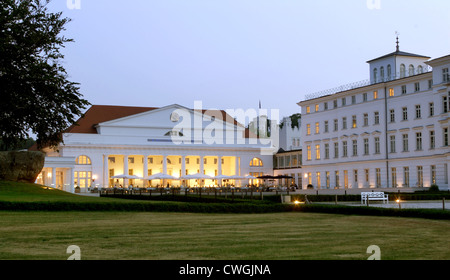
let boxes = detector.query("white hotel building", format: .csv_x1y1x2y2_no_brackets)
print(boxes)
36,104,275,193
298,46,450,191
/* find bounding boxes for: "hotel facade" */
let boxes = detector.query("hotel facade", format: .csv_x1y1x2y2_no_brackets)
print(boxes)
37,104,276,193
298,47,450,191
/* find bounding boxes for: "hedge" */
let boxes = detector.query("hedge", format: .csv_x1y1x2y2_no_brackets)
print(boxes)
0,200,288,214
1,200,449,220
100,193,272,204
286,193,450,203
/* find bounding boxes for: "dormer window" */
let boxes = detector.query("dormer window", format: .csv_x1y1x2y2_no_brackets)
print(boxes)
400,64,406,78
409,65,415,76
165,131,184,137
387,65,392,81
418,65,423,74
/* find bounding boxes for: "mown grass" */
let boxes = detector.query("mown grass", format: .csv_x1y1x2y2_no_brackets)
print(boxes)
1,180,449,260
0,211,449,260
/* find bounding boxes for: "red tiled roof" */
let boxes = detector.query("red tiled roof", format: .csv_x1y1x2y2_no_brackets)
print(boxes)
65,105,158,134
65,105,256,138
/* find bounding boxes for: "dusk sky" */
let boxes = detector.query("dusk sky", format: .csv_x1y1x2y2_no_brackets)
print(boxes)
48,0,450,121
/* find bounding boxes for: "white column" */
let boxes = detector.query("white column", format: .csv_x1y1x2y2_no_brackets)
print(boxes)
70,168,75,193
123,155,129,187
200,156,204,174
51,167,56,189
235,157,240,187
103,155,109,188
181,156,186,176
163,155,167,174
217,156,222,186
143,155,148,187
218,156,222,175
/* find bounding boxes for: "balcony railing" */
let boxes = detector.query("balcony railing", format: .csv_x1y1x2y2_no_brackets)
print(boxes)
304,66,432,101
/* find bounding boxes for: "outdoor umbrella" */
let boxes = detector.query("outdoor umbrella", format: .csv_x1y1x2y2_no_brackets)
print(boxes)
226,175,248,180
111,174,133,179
274,175,293,179
181,173,212,180
146,173,178,180
213,174,233,180
257,175,276,180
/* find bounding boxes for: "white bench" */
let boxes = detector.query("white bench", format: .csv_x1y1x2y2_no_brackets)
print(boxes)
361,192,389,205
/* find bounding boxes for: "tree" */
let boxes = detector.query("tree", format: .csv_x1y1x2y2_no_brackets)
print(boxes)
0,0,90,151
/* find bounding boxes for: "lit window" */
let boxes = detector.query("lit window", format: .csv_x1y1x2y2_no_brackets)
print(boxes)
315,144,321,160
307,146,311,161
249,158,263,167
389,88,394,97
373,91,378,99
76,156,91,165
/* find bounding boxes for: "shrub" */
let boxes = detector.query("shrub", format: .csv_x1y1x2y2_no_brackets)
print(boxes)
429,184,440,192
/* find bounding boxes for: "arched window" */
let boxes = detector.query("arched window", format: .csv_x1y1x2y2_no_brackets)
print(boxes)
380,66,385,82
409,64,415,76
418,65,423,74
373,68,378,83
400,64,406,78
250,158,263,167
76,155,91,165
387,64,392,81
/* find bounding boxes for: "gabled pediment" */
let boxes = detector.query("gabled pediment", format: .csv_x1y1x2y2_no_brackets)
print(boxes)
98,104,189,128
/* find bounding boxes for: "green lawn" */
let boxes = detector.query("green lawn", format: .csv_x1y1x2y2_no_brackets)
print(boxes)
0,180,116,202
0,211,449,260
0,181,449,260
